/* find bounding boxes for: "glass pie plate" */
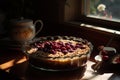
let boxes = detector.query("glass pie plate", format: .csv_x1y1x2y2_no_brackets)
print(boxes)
23,36,93,71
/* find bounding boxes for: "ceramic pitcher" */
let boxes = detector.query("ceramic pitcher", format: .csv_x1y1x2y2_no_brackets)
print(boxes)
9,18,43,42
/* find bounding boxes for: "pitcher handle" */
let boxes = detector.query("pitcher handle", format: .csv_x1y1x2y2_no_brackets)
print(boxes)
34,20,43,36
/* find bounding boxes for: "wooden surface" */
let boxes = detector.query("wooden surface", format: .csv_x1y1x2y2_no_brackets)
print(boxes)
0,49,119,80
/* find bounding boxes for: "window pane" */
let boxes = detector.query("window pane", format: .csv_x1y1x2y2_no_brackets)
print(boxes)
85,0,120,22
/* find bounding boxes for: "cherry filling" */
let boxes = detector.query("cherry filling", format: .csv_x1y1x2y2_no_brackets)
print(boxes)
34,41,85,54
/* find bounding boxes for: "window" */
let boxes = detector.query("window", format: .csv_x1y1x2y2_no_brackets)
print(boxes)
85,0,120,22
79,0,120,31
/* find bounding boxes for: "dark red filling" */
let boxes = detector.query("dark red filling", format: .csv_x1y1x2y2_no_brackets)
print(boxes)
34,41,85,54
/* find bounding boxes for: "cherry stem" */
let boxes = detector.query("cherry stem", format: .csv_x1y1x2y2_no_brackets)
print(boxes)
106,32,116,47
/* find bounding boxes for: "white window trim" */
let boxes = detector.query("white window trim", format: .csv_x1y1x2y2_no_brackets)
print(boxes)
80,23,120,35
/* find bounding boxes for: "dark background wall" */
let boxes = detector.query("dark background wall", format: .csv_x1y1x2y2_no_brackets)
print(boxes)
0,0,65,37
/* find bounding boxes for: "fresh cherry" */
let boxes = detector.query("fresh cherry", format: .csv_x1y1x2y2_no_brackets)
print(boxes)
102,55,109,61
114,56,120,63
